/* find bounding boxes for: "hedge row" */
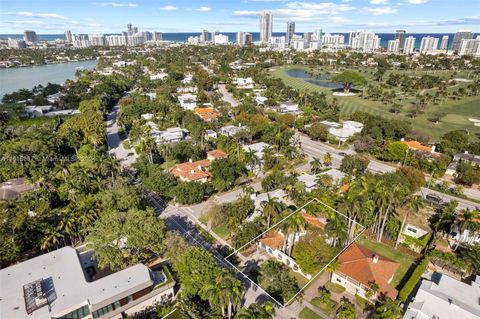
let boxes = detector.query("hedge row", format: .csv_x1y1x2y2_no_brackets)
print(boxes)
398,258,429,301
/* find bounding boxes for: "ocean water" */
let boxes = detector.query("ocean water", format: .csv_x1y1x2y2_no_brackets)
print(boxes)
2,32,474,50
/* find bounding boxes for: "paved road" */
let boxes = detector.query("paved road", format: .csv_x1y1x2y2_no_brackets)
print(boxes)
105,104,137,168
218,84,240,107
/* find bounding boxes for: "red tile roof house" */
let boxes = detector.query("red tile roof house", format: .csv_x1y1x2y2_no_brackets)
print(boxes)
169,150,226,183
206,149,227,161
257,210,327,279
169,159,211,183
331,243,400,301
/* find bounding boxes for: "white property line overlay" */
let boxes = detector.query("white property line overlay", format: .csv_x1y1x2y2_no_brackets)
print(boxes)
224,198,367,307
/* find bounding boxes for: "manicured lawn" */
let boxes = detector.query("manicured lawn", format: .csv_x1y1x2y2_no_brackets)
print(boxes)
288,267,310,288
355,294,370,310
163,309,187,319
357,237,416,288
311,297,338,314
212,225,230,239
325,282,346,293
299,307,327,319
270,65,480,142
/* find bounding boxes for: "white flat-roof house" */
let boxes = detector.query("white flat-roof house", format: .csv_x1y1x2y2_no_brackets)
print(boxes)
247,189,288,222
177,93,197,110
328,121,364,143
403,273,480,319
220,124,248,138
402,224,429,239
151,127,190,145
233,77,254,89
149,72,168,81
297,174,318,192
297,169,346,192
181,74,193,85
46,92,66,104
242,142,271,161
205,129,218,140
255,95,268,106
0,247,175,319
445,152,480,176
177,86,198,94
278,102,302,115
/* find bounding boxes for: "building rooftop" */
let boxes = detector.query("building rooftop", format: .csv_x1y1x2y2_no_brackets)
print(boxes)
242,142,271,160
169,159,211,182
259,231,284,250
207,149,227,160
0,177,38,201
401,140,433,153
337,243,400,299
404,273,480,319
0,247,154,319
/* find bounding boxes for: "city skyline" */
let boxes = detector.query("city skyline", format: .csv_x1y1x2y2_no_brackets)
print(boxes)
0,0,479,34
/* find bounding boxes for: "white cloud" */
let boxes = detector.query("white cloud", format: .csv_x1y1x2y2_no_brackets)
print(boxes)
92,2,137,7
196,6,211,12
406,0,428,4
159,5,178,11
233,2,355,22
370,0,389,4
2,11,67,19
364,6,397,15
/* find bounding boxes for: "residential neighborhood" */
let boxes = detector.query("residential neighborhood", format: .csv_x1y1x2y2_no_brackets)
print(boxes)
1,15,480,319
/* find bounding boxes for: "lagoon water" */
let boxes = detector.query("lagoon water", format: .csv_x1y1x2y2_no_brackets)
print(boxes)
286,69,344,90
0,60,97,98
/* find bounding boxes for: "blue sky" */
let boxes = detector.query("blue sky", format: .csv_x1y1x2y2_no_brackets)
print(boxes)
0,0,479,34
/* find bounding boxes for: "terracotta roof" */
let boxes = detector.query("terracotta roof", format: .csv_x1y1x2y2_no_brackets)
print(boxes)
337,243,400,299
301,211,326,229
339,184,350,193
169,159,211,182
207,149,227,160
401,140,433,153
195,107,218,121
259,231,284,250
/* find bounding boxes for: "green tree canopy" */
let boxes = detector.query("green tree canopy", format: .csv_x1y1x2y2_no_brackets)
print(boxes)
86,208,166,270
332,71,367,93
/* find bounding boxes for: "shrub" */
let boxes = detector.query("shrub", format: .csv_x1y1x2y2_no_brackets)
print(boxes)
398,258,428,301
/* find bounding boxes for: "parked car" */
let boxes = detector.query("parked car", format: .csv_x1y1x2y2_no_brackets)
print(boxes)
425,193,444,207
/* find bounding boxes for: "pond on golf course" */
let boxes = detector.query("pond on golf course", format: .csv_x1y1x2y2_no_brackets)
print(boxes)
286,69,344,90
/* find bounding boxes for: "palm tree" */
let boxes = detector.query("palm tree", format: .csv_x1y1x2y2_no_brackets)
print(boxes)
280,212,307,256
395,195,424,249
453,210,480,249
337,300,356,319
310,157,323,174
41,226,64,251
235,302,275,319
371,297,402,319
326,259,340,281
260,195,283,228
203,269,243,318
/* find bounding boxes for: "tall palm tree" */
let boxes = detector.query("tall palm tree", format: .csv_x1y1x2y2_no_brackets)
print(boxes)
281,212,307,256
260,195,283,228
310,157,323,174
235,302,275,319
395,195,424,249
203,269,243,318
453,210,480,249
326,258,340,281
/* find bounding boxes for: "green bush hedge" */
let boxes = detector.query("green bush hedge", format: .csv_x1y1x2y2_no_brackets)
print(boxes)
398,258,428,301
